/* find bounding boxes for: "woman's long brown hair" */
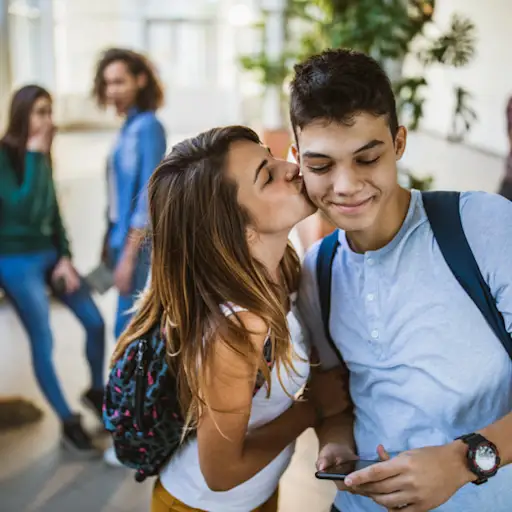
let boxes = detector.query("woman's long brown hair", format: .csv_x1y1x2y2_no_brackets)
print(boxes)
112,126,301,431
0,85,52,176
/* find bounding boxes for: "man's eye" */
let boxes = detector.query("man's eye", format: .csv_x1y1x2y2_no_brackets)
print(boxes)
357,157,380,166
307,165,330,173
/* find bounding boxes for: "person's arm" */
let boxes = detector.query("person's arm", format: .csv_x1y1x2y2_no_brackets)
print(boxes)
124,118,166,259
297,243,357,469
50,177,72,259
18,151,45,203
198,311,317,492
113,118,166,294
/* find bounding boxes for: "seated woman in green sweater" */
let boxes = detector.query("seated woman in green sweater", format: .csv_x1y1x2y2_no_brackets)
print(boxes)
0,85,105,454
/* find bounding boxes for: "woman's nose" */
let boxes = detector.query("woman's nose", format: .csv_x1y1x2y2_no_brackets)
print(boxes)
284,163,300,181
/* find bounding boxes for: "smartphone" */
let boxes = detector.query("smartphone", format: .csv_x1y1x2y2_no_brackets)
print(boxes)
315,459,379,481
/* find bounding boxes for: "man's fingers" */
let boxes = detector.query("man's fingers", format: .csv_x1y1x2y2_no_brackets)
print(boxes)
377,444,391,461
351,475,404,495
345,459,401,487
370,490,412,510
316,457,329,471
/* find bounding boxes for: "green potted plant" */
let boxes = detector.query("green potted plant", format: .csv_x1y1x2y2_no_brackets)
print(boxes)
239,0,311,157
299,0,477,139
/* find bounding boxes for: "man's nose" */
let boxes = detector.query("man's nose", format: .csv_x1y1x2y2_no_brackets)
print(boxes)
332,167,364,196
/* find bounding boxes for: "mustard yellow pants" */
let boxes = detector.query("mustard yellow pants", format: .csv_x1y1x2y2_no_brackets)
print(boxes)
151,479,279,512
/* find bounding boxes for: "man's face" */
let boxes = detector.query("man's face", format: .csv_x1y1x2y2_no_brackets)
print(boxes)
293,114,406,233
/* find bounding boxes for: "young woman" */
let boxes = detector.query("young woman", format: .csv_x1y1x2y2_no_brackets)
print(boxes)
112,126,350,511
92,48,166,339
0,85,106,453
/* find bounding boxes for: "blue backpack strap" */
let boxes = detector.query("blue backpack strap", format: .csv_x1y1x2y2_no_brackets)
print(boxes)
316,230,345,365
422,191,512,360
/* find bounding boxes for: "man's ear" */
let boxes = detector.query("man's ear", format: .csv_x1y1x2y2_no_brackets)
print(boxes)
290,144,300,164
394,126,407,161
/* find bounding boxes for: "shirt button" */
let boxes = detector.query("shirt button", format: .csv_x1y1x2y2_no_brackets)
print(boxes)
371,329,379,340
367,257,374,266
367,293,375,302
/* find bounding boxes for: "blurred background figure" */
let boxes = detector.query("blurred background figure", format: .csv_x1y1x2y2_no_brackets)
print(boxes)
92,48,166,466
498,97,512,200
0,85,105,453
92,48,166,341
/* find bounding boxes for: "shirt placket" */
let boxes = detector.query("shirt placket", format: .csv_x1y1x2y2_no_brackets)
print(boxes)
364,252,384,359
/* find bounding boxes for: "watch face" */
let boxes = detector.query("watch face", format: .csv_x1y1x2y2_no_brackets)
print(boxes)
475,444,497,472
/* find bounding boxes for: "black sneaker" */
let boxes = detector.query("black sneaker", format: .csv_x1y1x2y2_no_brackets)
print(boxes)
81,388,105,422
61,415,99,456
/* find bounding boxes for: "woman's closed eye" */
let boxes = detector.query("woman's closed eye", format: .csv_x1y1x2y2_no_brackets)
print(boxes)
264,169,274,185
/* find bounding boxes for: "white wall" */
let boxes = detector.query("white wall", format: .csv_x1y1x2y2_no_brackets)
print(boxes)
403,0,512,157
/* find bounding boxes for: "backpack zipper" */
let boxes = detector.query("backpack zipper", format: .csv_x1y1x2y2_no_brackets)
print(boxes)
135,339,148,431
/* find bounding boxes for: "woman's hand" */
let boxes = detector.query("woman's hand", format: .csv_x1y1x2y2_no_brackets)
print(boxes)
51,257,80,295
27,122,55,154
306,352,351,421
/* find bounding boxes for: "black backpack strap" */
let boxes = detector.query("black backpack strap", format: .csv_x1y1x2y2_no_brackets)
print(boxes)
316,230,345,365
422,191,512,360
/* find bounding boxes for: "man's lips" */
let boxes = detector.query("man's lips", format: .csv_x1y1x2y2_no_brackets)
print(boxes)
329,196,374,213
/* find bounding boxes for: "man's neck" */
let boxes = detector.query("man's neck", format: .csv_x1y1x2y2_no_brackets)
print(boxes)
346,187,411,253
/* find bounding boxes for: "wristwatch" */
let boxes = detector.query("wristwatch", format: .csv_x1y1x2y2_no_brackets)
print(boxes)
456,433,501,485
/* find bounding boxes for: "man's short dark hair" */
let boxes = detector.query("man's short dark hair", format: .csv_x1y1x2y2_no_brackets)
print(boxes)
289,49,398,139
93,48,164,111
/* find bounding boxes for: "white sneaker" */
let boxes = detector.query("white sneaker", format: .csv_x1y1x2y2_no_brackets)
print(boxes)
103,446,124,467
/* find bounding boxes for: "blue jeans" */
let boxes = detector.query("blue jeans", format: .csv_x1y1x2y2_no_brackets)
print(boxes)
0,249,105,420
110,244,150,339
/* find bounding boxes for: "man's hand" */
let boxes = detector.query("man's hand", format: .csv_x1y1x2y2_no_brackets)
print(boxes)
317,442,358,492
51,257,80,295
114,254,135,295
344,442,474,511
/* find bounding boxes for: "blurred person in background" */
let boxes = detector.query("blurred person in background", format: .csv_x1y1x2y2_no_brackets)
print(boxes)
111,126,349,512
498,97,512,200
93,47,166,465
93,48,166,339
0,85,106,453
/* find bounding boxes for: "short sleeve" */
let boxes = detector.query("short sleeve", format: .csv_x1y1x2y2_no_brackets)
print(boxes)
297,241,345,370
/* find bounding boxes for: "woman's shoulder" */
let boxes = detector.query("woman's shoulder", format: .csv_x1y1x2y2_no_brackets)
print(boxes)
130,111,165,134
220,304,267,331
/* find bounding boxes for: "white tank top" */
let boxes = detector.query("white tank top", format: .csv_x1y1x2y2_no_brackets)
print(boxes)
159,294,310,511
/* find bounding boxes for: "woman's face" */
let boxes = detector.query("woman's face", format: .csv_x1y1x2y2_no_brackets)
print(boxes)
226,140,316,237
29,96,53,136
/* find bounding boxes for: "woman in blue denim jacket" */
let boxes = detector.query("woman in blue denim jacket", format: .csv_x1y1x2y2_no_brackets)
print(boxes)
93,48,167,339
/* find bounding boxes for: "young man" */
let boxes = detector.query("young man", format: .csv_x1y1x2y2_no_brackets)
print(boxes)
293,49,512,512
93,48,166,340
93,48,166,465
